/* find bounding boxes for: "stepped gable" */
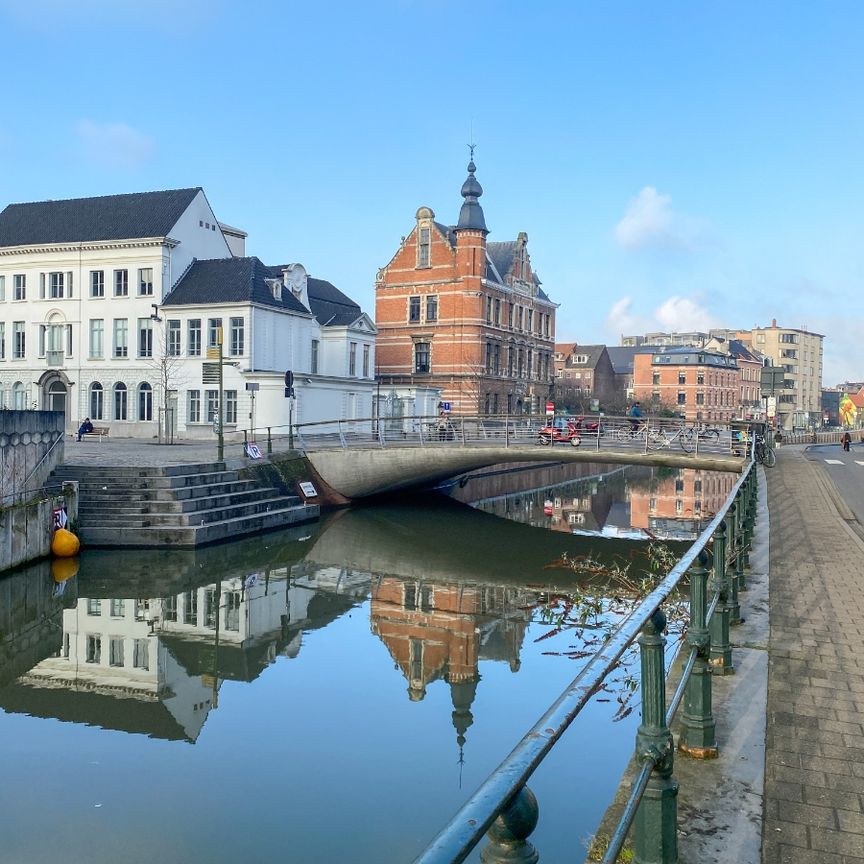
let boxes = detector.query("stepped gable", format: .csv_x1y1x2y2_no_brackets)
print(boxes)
0,187,201,247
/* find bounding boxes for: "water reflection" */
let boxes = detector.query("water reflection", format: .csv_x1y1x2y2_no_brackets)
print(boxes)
470,465,735,541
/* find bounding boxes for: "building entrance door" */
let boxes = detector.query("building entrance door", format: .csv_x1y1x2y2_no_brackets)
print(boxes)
46,380,67,414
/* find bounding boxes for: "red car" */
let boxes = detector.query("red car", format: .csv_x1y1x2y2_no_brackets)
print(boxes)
537,417,581,447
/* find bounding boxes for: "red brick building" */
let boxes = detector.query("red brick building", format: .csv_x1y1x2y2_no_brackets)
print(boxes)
633,347,739,423
375,160,557,414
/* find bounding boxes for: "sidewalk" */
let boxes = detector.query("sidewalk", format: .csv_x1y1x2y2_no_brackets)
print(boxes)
62,436,250,467
763,447,864,863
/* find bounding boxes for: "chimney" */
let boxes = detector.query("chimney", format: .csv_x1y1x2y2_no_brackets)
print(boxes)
771,318,777,327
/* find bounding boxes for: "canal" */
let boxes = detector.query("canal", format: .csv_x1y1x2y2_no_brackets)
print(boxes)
0,463,734,863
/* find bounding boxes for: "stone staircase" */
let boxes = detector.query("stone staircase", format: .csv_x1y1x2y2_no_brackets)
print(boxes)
51,462,318,547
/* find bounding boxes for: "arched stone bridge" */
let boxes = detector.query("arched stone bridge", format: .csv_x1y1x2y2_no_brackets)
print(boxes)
295,415,749,499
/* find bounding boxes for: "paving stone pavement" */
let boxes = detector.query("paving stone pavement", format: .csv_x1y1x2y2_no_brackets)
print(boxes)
764,447,864,864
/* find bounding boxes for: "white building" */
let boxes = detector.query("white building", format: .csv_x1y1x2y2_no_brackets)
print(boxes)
0,187,376,436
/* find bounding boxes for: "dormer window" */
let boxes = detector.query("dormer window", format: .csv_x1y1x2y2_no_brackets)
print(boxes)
417,227,431,268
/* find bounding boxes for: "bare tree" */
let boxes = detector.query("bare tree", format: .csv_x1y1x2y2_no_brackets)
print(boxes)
143,319,190,438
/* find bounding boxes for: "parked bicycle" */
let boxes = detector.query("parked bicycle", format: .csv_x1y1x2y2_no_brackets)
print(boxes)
754,435,776,467
615,421,695,452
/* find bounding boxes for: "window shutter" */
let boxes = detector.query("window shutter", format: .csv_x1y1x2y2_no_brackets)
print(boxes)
67,272,73,298
66,324,73,356
40,273,46,299
39,325,46,356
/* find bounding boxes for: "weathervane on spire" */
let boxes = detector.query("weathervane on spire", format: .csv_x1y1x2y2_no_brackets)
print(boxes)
467,142,476,161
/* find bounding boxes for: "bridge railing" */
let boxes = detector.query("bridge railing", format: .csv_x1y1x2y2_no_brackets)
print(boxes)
284,413,755,457
411,457,759,863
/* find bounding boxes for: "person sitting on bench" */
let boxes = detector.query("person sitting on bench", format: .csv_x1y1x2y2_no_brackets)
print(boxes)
76,417,94,442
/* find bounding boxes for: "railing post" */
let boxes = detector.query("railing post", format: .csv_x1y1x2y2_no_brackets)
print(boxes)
634,606,678,864
337,420,347,449
679,550,718,758
479,786,540,864
709,519,734,674
734,489,748,592
243,429,248,448
505,418,510,448
461,417,467,446
727,502,741,625
378,419,386,448
267,427,272,456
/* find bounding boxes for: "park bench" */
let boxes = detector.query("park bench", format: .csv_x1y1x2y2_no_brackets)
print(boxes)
73,426,110,442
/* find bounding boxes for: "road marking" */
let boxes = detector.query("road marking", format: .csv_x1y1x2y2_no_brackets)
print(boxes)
825,459,845,465
856,461,864,467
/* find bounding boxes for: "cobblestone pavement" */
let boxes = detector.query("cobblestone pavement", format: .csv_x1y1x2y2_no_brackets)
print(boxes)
62,435,251,467
764,447,864,864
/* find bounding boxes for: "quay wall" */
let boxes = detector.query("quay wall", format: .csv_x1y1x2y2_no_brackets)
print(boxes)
0,411,66,505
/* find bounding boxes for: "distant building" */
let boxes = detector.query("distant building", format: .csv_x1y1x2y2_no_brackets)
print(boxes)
633,347,739,423
621,331,709,348
606,346,661,404
375,160,557,415
552,343,616,409
703,336,767,419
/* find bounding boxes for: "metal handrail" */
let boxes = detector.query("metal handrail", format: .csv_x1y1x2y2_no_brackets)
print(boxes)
413,459,755,863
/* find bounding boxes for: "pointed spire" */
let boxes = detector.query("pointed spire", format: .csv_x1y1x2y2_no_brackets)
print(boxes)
456,157,488,233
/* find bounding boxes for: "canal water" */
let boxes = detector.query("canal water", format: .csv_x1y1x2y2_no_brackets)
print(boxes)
0,464,733,863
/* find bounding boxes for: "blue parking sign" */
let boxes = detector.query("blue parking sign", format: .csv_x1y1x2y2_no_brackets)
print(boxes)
442,402,451,413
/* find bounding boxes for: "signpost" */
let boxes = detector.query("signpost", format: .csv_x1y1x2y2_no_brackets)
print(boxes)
760,367,786,427
546,401,555,417
285,370,295,449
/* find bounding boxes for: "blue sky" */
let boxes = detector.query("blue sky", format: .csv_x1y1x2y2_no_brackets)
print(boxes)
1,0,862,382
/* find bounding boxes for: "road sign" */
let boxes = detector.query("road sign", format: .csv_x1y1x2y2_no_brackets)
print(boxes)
441,401,451,413
760,367,786,396
245,382,260,392
767,396,777,418
546,401,555,416
285,370,294,388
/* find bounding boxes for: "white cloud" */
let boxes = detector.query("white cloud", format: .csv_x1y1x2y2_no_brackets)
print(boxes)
604,294,719,340
614,186,699,251
75,120,154,168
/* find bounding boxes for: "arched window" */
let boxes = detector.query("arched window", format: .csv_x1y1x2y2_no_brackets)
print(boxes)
114,382,127,421
138,382,153,421
90,382,104,420
12,381,25,410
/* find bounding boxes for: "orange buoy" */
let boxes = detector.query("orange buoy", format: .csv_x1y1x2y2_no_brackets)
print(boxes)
51,556,79,583
52,528,80,558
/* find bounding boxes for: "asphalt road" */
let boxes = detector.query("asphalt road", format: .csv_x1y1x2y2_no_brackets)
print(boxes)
803,442,864,527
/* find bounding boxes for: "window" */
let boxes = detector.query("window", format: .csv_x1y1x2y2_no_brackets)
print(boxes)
311,339,319,374
89,319,104,359
652,373,660,386
139,383,153,421
188,389,201,423
675,478,684,493
13,322,25,358
678,372,686,385
527,310,534,333
91,270,104,298
109,598,125,617
86,635,101,664
114,382,128,420
404,584,416,611
12,381,25,409
205,390,219,422
408,296,421,322
109,637,125,667
486,296,493,324
163,596,178,622
133,639,149,670
90,382,104,420
114,269,128,297
362,344,370,377
229,317,244,356
188,319,201,356
677,391,686,405
697,372,705,385
138,319,153,358
675,500,683,514
0,323,4,360
414,341,430,373
417,227,431,268
113,319,128,358
224,390,237,424
225,592,241,631
426,295,438,322
208,318,222,348
204,589,218,629
494,298,501,326
485,342,493,373
696,392,705,405
13,275,25,301
516,307,523,330
87,599,102,616
184,591,198,625
349,342,357,376
508,303,514,329
167,320,181,356
49,272,65,299
138,268,153,296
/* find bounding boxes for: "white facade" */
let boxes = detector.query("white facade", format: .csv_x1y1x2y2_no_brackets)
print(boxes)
0,189,377,437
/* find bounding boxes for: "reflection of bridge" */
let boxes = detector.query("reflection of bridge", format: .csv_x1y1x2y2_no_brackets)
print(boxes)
297,414,747,498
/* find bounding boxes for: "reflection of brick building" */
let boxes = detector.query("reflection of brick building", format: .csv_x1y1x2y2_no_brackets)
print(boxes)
370,577,531,756
375,159,557,415
630,469,735,537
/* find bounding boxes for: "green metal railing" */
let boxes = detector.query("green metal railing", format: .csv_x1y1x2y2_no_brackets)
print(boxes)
412,460,759,864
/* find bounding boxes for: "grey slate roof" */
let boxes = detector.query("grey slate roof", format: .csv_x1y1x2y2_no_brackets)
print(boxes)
559,344,607,368
433,221,456,246
0,187,201,247
606,346,657,374
163,257,309,313
163,257,365,327
486,240,517,283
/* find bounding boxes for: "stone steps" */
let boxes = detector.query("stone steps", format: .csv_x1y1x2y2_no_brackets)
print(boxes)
52,461,318,547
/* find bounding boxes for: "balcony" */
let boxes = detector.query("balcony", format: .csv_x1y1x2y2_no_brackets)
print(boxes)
46,350,65,367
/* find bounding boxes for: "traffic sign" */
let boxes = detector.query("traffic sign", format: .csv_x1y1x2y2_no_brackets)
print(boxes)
546,401,555,416
441,401,451,413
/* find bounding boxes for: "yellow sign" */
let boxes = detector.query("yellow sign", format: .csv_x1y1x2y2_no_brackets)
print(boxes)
206,347,220,360
839,393,857,428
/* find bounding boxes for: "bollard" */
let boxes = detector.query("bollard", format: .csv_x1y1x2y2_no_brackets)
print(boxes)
267,427,272,456
709,519,734,674
634,607,679,864
679,550,718,758
480,786,539,864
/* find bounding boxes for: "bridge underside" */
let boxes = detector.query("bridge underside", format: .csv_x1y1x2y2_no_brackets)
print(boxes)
304,445,747,499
